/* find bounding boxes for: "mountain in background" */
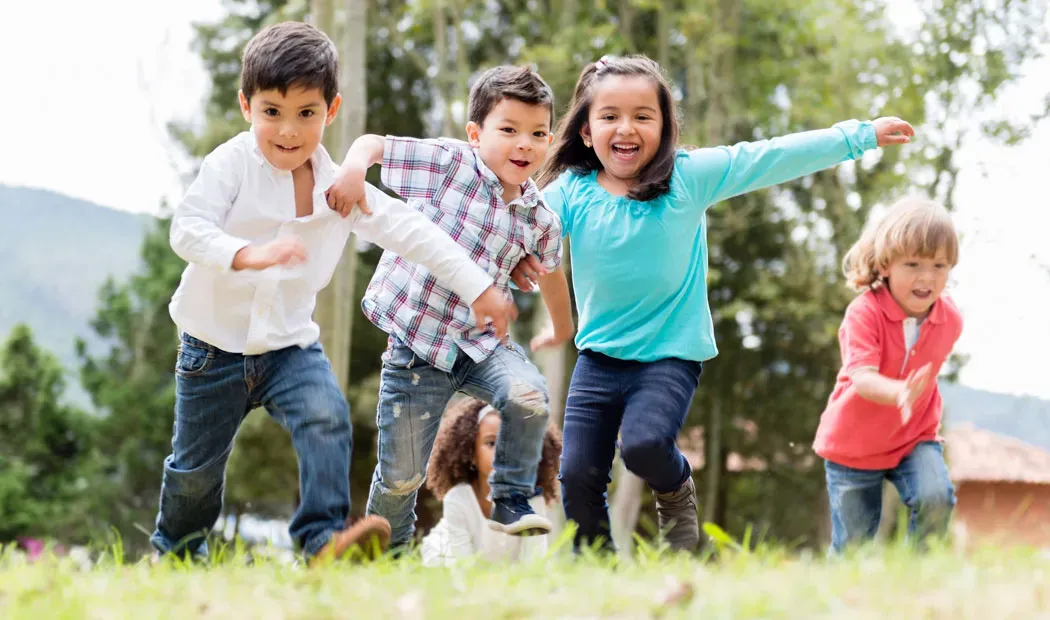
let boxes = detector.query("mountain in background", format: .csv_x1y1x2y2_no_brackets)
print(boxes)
941,382,1050,452
0,184,151,405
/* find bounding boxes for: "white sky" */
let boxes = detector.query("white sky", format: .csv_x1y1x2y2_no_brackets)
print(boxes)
1,0,1049,399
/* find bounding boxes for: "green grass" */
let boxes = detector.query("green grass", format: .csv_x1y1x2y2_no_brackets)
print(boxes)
3,535,1050,619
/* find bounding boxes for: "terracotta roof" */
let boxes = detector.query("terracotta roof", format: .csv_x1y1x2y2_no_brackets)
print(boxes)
946,424,1050,485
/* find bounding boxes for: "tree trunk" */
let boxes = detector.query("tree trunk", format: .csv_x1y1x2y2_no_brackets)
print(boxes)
702,400,723,524
310,0,365,394
619,0,634,50
609,462,645,558
450,0,469,129
433,0,456,137
657,1,670,69
700,0,740,529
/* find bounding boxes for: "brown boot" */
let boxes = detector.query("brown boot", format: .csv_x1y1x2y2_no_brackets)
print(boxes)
654,476,699,552
308,515,391,567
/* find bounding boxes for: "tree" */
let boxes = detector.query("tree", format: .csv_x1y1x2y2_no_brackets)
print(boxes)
0,325,99,542
76,218,186,547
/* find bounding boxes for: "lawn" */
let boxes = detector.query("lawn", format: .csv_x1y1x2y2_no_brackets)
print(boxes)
2,537,1048,619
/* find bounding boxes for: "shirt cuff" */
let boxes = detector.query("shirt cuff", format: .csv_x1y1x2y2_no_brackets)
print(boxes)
847,365,879,378
214,235,253,272
832,119,878,158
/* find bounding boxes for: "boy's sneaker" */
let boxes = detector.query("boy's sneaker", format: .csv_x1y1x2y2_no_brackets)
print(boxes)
654,476,700,552
308,515,391,567
488,494,552,536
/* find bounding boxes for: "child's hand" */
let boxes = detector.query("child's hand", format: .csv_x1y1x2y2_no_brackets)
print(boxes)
232,237,307,271
896,363,932,424
326,164,372,218
509,254,548,292
471,286,518,341
530,325,572,352
873,117,915,147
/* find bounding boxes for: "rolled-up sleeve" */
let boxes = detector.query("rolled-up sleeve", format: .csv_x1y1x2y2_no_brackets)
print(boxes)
169,146,251,271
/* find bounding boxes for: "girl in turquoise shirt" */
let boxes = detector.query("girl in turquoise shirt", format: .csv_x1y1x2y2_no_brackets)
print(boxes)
517,54,914,553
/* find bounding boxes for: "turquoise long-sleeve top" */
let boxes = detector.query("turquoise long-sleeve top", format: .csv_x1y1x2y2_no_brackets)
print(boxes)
542,120,878,362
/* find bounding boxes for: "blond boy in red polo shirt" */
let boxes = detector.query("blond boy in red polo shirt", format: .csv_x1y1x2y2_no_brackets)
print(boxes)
814,196,963,553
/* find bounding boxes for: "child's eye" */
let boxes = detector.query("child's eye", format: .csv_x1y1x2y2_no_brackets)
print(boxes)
935,263,947,270
485,439,496,448
533,131,548,138
904,262,919,268
263,108,279,117
637,115,651,121
501,127,516,134
300,110,315,118
601,115,616,121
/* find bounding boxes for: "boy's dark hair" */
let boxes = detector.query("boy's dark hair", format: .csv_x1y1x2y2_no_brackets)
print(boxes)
467,65,555,127
241,22,339,106
537,55,680,202
426,397,562,504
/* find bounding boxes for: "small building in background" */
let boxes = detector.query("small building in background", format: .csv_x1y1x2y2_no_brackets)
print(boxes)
946,424,1050,548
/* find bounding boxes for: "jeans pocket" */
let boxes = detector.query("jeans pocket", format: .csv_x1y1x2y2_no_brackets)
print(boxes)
176,335,215,378
381,343,417,370
501,340,532,362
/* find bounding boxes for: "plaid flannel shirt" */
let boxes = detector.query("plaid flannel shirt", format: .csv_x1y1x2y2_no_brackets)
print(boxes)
361,136,563,372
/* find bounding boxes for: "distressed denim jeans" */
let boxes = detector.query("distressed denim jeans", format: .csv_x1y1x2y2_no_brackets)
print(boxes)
366,337,550,546
151,333,353,558
825,440,956,553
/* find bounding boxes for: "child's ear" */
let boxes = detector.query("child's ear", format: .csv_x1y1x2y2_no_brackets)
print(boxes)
465,121,482,147
325,93,342,125
579,123,592,148
238,90,252,123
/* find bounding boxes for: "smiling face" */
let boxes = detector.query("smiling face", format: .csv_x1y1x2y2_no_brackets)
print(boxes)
581,74,663,192
881,252,952,318
466,97,552,201
238,85,340,171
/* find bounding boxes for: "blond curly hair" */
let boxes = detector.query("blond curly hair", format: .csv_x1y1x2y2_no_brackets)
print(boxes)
842,195,959,292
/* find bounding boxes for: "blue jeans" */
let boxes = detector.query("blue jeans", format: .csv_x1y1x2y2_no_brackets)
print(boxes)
151,333,352,558
366,337,549,546
559,350,702,550
825,441,956,553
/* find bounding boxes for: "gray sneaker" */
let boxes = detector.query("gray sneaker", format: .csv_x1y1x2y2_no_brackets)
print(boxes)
654,476,700,552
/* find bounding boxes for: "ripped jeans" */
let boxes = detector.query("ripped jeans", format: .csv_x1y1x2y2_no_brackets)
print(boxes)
366,336,550,546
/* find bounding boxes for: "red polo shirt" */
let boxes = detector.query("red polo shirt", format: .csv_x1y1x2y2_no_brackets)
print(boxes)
813,286,963,470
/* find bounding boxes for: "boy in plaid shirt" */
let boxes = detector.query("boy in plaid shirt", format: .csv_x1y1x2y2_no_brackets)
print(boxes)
327,66,573,546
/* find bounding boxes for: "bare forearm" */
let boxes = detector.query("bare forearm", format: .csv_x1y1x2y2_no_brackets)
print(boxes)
852,369,904,405
341,134,386,169
537,269,574,339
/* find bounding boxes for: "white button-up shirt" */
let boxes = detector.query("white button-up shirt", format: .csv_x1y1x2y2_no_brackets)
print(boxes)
168,131,493,355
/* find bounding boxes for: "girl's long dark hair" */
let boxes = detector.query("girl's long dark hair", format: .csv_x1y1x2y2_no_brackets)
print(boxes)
536,55,680,202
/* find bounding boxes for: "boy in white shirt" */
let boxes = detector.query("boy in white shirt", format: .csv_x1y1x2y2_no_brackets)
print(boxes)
151,21,515,566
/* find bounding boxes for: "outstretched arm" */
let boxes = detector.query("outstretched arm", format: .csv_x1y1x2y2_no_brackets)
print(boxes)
683,117,914,208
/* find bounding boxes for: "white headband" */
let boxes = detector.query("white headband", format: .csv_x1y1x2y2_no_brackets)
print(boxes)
478,405,497,423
